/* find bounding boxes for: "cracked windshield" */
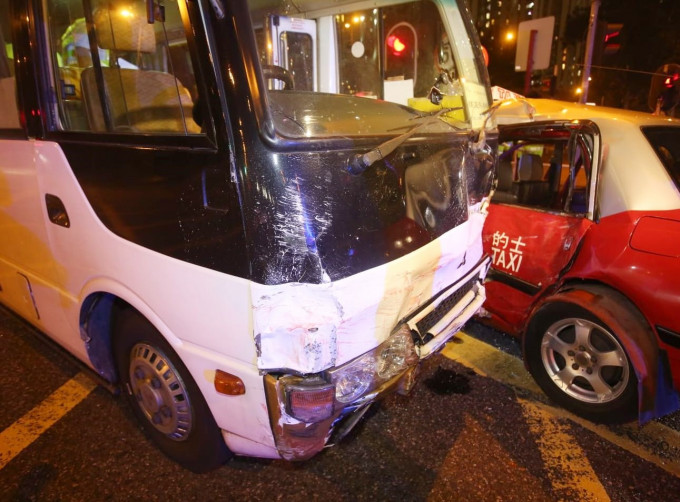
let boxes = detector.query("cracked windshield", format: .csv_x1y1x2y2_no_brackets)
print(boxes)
248,0,491,138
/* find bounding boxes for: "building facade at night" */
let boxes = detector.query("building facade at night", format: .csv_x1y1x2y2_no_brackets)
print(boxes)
465,0,599,99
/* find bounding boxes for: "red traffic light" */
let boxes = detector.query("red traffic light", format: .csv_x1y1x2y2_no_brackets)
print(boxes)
664,73,679,88
387,35,406,55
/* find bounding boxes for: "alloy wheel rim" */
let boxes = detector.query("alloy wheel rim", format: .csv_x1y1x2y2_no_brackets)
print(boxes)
540,317,629,404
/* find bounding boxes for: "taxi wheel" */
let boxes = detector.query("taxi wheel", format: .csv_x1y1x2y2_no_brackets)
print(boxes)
113,308,231,472
525,300,637,424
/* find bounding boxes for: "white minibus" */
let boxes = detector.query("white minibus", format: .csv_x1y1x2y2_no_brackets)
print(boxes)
0,0,496,471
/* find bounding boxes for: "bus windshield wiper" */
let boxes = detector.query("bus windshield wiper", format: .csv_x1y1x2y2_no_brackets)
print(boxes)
346,107,464,175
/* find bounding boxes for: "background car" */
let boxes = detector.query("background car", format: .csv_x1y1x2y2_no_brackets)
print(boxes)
480,99,680,424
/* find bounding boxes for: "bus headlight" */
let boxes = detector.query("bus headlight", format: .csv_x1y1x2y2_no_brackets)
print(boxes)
330,324,418,403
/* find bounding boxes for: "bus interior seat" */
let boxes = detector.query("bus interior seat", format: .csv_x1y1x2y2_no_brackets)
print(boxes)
516,153,550,206
0,77,20,129
492,157,518,204
80,8,198,133
0,27,19,129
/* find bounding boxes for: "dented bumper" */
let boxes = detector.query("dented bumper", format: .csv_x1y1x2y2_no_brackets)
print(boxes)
263,255,490,460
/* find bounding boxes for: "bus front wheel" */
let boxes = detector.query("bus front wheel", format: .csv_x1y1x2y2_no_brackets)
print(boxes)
113,308,231,472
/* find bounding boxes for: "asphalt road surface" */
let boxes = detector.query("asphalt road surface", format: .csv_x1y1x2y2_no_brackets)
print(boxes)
2,305,680,501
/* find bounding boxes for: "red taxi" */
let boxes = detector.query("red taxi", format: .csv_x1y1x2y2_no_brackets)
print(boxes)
481,99,680,423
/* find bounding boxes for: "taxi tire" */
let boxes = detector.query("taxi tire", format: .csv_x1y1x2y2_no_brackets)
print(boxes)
525,299,638,424
113,308,231,472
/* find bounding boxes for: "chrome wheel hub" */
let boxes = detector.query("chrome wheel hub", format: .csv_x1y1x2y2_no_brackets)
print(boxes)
128,343,192,441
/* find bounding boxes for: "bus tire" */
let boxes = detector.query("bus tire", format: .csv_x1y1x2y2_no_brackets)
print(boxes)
113,308,231,472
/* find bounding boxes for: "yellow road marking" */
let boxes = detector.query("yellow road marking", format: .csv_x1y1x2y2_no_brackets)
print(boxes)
520,398,611,501
445,332,680,477
534,401,680,477
442,333,541,394
0,372,96,469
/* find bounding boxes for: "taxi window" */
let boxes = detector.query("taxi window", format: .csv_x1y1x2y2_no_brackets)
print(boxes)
643,126,680,190
45,0,202,135
494,126,593,215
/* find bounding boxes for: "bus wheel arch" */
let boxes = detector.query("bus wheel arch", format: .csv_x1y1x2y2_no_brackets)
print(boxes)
111,306,231,471
81,294,231,471
80,292,120,383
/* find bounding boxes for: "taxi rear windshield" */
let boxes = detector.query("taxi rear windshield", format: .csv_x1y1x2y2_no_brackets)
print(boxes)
643,126,680,190
248,0,490,138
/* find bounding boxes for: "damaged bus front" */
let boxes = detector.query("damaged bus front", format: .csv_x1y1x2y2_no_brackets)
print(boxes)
0,0,495,470
243,0,496,460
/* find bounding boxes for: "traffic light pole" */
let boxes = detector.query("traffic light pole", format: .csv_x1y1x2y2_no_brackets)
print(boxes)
580,0,601,104
523,29,537,96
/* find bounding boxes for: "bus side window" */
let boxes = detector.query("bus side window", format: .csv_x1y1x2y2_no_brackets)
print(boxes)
0,0,20,130
46,0,201,135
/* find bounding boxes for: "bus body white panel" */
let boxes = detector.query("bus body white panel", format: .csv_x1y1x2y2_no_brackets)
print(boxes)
0,139,83,359
1,140,277,454
2,139,489,457
0,0,496,463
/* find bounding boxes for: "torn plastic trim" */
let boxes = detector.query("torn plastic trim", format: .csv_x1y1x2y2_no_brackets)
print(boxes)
404,256,490,358
261,253,490,460
471,98,535,152
253,284,342,374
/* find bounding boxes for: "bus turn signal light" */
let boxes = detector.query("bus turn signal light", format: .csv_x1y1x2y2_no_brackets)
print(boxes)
214,369,246,395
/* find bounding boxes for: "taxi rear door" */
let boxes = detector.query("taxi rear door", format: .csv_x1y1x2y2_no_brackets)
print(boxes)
482,122,600,334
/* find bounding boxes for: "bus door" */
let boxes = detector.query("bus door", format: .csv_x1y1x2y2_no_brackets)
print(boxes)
268,15,317,91
0,14,60,327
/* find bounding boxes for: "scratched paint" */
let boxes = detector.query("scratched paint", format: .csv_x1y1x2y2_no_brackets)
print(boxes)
253,205,488,373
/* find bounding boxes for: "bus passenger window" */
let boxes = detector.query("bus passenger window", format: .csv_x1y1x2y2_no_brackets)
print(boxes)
46,0,201,135
0,0,20,130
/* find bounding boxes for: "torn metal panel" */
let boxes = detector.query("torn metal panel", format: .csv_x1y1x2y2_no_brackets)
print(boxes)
254,285,341,373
